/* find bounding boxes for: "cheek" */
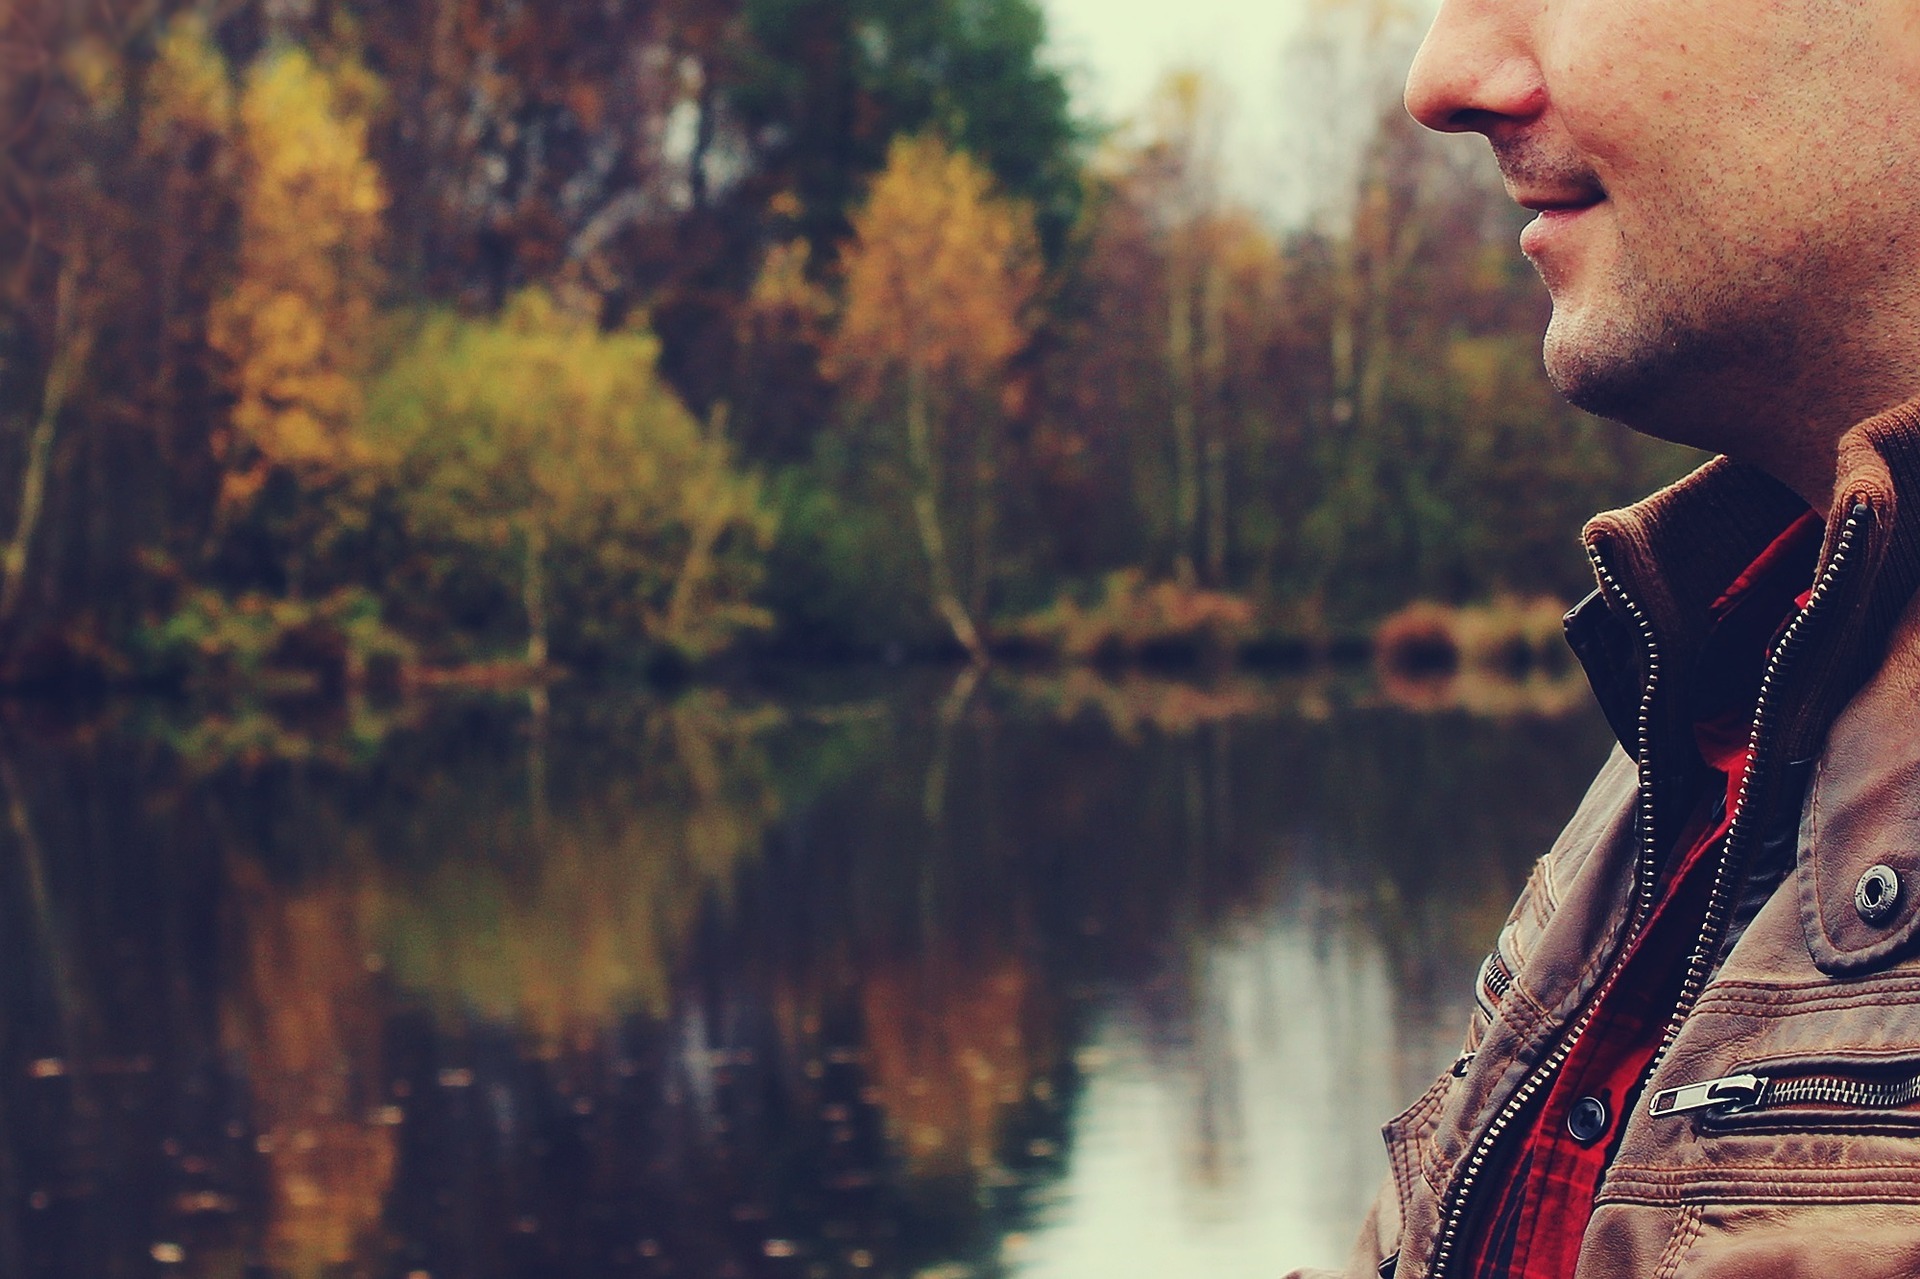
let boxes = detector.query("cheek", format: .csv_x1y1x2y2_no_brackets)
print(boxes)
1536,0,1663,176
1541,0,1810,185
1534,0,1920,286
1882,5,1920,88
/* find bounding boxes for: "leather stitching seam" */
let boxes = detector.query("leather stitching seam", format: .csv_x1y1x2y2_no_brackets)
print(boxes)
1649,1203,1702,1279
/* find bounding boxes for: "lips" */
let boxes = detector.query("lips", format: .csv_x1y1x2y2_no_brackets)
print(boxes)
1517,193,1605,261
1515,188,1606,216
1491,141,1609,261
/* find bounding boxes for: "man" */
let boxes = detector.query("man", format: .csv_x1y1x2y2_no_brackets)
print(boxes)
1290,2,1920,1277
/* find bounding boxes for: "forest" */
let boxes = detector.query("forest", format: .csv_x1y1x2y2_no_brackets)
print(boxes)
0,0,1696,690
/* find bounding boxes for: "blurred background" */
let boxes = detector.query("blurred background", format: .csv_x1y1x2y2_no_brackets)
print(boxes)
0,2,1690,1277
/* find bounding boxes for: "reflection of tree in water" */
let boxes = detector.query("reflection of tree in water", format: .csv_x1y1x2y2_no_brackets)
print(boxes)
371,692,785,1041
0,675,1616,1278
862,954,1048,1180
220,854,397,1274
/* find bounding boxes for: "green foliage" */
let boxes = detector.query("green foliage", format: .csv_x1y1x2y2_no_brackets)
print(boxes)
139,586,413,692
365,291,776,665
763,462,938,654
732,0,1083,253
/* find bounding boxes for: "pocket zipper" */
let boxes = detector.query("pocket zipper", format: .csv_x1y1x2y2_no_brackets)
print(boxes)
1651,1069,1920,1119
1482,951,1515,1003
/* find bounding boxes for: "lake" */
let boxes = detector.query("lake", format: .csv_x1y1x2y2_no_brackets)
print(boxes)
0,665,1614,1279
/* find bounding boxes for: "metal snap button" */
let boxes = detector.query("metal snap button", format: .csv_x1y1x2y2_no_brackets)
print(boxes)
1567,1095,1610,1145
1856,865,1902,926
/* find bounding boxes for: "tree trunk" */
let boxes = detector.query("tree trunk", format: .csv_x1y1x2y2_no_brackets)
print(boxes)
688,63,717,213
0,260,91,642
523,521,549,667
905,362,987,664
0,738,86,1082
1201,252,1230,588
968,401,996,626
1167,228,1200,587
662,403,735,657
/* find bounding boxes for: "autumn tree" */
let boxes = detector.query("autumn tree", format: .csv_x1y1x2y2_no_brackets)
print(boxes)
207,43,386,587
137,15,240,548
367,290,774,667
0,0,1703,679
828,135,1040,662
0,8,83,646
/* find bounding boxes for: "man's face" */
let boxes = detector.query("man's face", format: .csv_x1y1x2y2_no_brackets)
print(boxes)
1405,0,1920,453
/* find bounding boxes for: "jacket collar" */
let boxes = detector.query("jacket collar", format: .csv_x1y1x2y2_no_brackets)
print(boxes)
1566,397,1920,771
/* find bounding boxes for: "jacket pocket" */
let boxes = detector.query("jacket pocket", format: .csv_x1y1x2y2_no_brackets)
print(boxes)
1650,1052,1920,1134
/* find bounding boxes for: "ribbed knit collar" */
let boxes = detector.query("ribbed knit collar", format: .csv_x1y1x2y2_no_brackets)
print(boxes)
1576,396,1920,769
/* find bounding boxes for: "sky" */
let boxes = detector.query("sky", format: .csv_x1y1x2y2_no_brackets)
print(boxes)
1040,0,1314,129
1039,0,1432,222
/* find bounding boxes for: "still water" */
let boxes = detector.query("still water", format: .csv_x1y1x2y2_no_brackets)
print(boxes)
0,666,1614,1279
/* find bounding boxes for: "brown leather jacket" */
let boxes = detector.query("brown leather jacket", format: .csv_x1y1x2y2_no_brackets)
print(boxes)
1295,400,1920,1279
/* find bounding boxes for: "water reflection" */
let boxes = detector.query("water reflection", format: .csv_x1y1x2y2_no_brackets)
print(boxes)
0,670,1614,1278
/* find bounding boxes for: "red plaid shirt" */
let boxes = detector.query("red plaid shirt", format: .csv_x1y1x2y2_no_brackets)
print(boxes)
1461,510,1823,1279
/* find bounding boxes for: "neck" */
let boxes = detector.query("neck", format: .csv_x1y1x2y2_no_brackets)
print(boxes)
1627,302,1920,512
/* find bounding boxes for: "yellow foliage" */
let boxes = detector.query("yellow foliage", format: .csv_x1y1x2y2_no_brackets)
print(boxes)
139,16,233,153
825,137,1040,656
369,290,776,660
829,134,1039,397
748,238,832,330
367,695,784,1042
61,36,126,118
210,48,386,517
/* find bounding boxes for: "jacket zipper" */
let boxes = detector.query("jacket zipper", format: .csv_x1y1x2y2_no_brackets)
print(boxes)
1426,506,1867,1279
1651,1067,1920,1120
1424,540,1666,1279
1641,504,1867,1088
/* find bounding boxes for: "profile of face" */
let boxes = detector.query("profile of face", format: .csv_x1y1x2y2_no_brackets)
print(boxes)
1405,0,1920,479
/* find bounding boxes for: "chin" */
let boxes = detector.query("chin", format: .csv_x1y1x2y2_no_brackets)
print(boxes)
1543,307,1641,413
1540,305,1709,447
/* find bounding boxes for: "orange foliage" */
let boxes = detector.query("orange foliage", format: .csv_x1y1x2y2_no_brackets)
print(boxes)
208,48,386,519
828,134,1039,401
1373,600,1460,676
220,856,396,1272
1009,568,1257,661
860,952,1046,1178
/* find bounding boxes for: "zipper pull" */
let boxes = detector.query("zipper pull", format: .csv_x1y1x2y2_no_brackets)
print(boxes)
1649,1072,1767,1118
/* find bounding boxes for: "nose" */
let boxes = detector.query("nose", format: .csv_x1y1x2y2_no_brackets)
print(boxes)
1404,0,1546,135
